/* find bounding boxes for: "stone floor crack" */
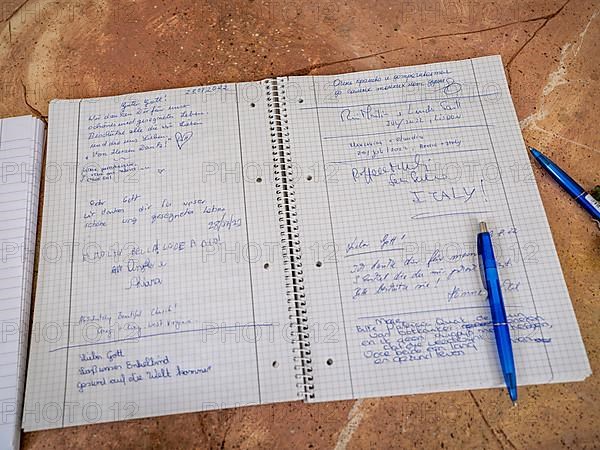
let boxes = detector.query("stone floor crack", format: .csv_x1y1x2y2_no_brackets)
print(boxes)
505,0,574,86
498,427,518,450
219,415,234,450
468,391,507,450
284,0,575,78
21,80,47,123
3,0,31,24
415,6,571,43
284,47,407,76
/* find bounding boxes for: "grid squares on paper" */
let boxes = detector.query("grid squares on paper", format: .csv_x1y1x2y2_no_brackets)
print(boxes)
24,82,297,431
286,56,590,402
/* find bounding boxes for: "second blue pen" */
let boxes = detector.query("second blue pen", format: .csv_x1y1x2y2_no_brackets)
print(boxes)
529,147,600,221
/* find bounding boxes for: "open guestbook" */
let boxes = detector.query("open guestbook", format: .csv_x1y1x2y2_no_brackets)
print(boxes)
1,56,591,446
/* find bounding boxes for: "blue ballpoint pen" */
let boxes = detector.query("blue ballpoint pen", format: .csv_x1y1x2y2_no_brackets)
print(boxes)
529,147,600,221
477,222,518,404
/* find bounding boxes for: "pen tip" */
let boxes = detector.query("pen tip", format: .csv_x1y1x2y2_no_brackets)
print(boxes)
512,401,518,407
479,222,488,233
529,147,540,157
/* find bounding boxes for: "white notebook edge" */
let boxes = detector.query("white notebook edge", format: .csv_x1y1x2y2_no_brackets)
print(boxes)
0,115,45,450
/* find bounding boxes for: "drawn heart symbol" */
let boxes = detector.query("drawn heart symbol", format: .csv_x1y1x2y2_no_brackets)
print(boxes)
175,131,193,149
157,168,166,175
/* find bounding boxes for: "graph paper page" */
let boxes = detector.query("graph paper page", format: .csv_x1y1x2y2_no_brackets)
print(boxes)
23,83,297,431
286,55,591,401
0,116,44,449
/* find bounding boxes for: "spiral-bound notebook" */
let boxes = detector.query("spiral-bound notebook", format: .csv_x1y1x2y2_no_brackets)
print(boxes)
21,55,590,431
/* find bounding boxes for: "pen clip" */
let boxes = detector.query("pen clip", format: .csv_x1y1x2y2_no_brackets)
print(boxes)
476,224,487,285
478,252,486,285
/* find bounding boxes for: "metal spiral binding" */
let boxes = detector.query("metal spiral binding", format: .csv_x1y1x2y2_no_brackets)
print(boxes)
265,78,313,400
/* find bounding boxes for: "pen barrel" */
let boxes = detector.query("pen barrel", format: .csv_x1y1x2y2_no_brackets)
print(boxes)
484,270,509,327
493,318,517,399
533,150,600,221
533,151,585,199
485,271,517,391
576,193,600,221
478,230,517,399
